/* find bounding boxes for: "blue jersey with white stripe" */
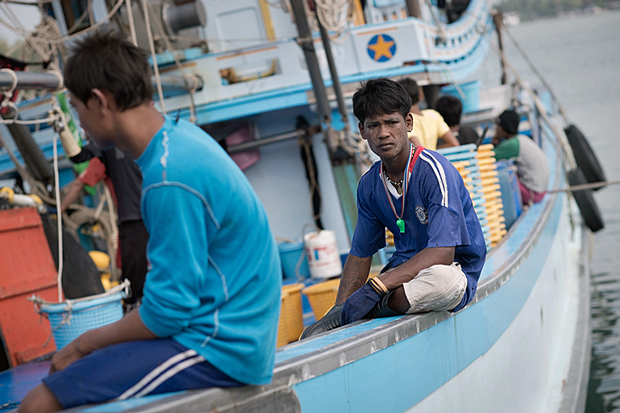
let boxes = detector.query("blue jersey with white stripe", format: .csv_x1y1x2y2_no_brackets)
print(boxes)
351,147,486,311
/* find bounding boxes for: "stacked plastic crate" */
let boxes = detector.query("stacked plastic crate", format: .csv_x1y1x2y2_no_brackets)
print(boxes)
476,144,507,248
438,144,506,250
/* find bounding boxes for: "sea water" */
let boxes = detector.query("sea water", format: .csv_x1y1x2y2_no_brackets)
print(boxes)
475,10,620,411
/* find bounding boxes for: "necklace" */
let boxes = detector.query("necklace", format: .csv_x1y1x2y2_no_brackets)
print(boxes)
383,170,404,194
380,145,424,234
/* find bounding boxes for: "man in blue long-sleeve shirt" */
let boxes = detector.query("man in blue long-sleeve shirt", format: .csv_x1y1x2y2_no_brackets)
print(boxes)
19,30,281,413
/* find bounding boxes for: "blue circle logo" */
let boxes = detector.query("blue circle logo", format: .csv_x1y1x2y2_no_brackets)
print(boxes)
367,34,396,62
415,206,428,225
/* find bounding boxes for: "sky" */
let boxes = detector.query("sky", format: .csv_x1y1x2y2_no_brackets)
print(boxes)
0,3,42,46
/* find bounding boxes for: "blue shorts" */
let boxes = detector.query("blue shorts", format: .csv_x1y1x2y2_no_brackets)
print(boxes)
43,339,242,409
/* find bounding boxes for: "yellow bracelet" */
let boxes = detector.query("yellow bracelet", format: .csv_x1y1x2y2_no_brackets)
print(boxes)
373,278,388,293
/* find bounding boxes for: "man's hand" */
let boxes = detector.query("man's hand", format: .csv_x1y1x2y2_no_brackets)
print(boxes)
340,283,383,325
299,303,344,340
49,309,157,374
49,331,96,373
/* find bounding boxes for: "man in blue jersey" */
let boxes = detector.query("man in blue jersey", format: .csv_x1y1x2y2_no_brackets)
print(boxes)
19,30,281,413
302,78,485,337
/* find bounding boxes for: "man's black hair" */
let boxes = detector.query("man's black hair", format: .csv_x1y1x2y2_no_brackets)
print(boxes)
397,78,420,105
64,30,152,111
435,95,463,127
352,78,412,124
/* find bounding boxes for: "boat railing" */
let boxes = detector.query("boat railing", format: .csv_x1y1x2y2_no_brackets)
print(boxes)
158,0,492,124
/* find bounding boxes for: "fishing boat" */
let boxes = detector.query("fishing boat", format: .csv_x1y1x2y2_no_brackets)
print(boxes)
0,0,606,411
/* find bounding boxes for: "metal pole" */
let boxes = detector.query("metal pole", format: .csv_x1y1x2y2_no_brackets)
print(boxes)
0,72,62,91
289,0,332,143
406,0,421,18
0,71,201,93
316,16,348,128
156,75,203,93
492,12,508,85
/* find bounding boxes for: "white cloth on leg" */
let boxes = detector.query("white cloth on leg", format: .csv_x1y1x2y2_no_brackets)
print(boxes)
403,262,467,313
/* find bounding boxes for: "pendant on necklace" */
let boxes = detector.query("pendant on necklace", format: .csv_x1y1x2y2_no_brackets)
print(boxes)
397,218,405,233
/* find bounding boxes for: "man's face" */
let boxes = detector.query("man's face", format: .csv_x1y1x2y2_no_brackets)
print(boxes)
492,124,507,146
68,92,113,149
359,112,412,159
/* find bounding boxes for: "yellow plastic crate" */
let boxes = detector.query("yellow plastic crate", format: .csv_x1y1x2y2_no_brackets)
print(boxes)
277,283,305,347
302,278,340,320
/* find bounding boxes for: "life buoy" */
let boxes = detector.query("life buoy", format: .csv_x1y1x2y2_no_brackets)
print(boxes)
567,168,604,233
565,124,606,190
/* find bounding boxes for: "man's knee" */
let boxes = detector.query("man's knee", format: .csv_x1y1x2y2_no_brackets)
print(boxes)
403,262,467,313
19,383,63,413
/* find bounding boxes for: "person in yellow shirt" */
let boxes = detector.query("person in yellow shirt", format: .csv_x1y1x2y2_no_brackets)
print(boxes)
398,78,460,150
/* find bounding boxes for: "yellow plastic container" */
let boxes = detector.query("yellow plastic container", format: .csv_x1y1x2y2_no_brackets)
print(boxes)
280,283,304,344
276,290,290,348
302,278,340,320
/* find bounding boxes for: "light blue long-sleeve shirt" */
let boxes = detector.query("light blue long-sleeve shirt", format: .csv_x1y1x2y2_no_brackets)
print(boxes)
136,116,281,385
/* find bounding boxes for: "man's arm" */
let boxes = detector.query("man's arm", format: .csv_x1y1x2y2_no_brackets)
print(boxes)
49,310,157,373
60,179,85,212
437,130,460,148
335,254,373,304
377,246,455,290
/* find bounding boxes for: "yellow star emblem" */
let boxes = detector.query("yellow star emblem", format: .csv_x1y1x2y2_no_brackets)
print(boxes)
368,35,395,61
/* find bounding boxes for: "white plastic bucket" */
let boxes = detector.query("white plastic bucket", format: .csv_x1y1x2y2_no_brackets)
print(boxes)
304,230,342,279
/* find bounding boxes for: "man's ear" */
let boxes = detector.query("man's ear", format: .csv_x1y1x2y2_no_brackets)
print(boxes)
358,122,367,140
406,113,414,132
90,88,112,113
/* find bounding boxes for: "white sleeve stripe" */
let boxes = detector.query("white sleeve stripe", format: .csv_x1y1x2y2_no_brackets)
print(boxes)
420,153,448,207
425,152,449,207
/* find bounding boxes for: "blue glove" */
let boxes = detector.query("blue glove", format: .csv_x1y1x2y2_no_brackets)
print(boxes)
299,303,344,340
340,283,383,325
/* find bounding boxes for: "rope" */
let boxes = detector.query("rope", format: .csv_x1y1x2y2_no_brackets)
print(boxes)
52,126,64,302
0,0,49,61
502,25,570,126
146,1,197,122
0,68,18,96
30,279,130,306
479,27,577,171
142,0,165,113
0,125,50,200
126,0,138,46
548,179,620,194
0,116,56,125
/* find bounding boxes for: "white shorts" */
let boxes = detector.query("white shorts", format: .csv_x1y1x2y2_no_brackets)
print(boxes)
402,262,467,313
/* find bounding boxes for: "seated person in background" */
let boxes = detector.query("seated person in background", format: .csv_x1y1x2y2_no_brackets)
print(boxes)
435,95,479,146
492,110,550,205
301,78,486,338
19,30,281,413
60,141,148,309
398,78,460,150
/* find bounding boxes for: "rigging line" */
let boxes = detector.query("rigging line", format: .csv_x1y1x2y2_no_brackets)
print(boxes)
0,123,50,201
2,0,59,4
126,0,137,46
502,25,570,126
479,27,577,171
17,0,125,45
146,1,197,122
0,1,49,60
52,128,64,302
142,0,165,113
548,179,620,194
0,116,57,125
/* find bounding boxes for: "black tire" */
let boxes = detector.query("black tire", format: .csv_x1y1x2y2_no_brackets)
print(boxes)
568,168,605,233
565,124,606,190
